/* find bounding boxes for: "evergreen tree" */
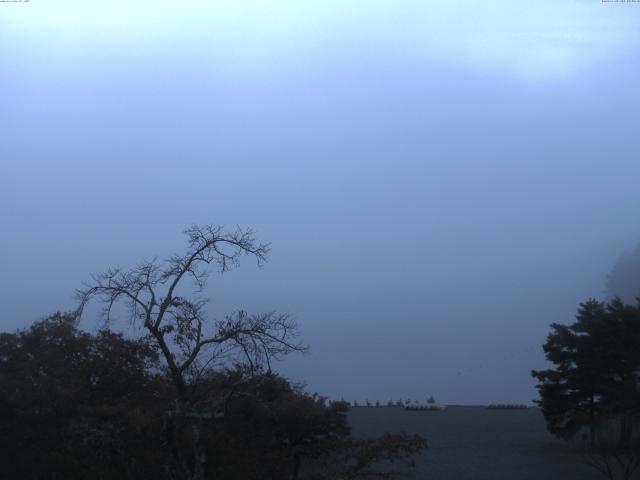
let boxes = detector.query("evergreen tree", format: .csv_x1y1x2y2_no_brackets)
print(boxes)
532,299,640,446
606,243,640,303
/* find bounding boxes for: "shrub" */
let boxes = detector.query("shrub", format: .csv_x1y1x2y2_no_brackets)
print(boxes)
0,315,428,479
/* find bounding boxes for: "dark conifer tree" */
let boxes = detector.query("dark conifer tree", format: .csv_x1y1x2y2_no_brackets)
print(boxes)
532,298,640,447
606,243,640,303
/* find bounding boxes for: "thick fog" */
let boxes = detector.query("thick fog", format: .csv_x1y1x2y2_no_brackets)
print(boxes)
2,1,640,404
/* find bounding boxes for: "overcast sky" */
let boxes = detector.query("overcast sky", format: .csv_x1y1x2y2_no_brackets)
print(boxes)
2,1,640,404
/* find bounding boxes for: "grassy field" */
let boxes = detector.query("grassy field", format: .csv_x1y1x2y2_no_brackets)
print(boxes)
347,405,602,480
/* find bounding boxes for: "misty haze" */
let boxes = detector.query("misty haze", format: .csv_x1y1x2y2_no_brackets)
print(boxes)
2,1,640,479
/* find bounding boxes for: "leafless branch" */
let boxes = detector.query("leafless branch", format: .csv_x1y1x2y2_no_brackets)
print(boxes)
74,224,305,401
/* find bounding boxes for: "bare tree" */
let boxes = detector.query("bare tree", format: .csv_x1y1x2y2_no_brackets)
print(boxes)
74,224,308,480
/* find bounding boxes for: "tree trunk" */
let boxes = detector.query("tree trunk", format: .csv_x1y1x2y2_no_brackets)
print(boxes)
292,453,301,480
191,423,207,480
589,395,596,449
164,397,210,480
619,414,631,447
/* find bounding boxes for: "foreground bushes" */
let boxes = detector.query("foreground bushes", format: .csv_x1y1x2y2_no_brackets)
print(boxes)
0,314,425,480
0,313,169,479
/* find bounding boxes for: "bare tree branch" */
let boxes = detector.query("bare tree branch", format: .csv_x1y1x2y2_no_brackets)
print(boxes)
74,224,306,404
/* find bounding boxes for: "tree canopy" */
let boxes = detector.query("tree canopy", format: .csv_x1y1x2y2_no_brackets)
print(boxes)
0,313,168,479
606,243,640,303
532,298,640,446
2,224,426,480
0,313,426,480
74,224,308,479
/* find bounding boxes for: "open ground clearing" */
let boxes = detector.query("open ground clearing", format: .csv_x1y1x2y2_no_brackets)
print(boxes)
348,406,602,480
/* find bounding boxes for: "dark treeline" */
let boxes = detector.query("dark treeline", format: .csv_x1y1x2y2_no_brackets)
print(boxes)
0,313,425,480
0,225,426,480
5,223,640,479
532,297,640,479
606,243,640,304
532,298,640,444
532,243,640,449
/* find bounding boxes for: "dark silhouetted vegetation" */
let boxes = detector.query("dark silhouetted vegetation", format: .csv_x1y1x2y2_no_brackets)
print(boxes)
0,313,426,479
0,313,169,479
532,298,640,445
532,297,640,479
0,225,426,479
74,224,310,479
606,243,640,303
